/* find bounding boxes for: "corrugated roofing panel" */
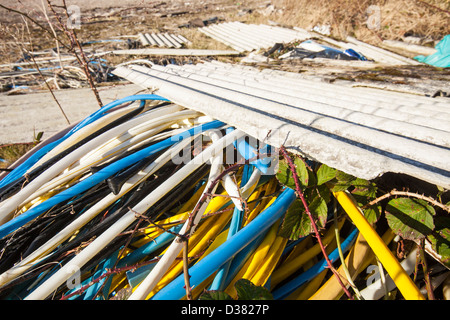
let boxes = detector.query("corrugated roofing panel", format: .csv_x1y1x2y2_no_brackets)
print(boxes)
112,62,450,188
199,21,311,52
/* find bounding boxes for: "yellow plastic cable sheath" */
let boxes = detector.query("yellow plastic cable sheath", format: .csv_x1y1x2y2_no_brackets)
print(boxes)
333,191,425,300
309,229,395,300
144,204,233,298
286,240,338,300
250,235,288,287
240,220,279,281
282,236,312,265
270,217,345,287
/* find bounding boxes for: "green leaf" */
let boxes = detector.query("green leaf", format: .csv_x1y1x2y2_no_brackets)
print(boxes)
309,191,329,229
336,170,356,183
351,178,377,198
234,279,273,300
428,216,450,268
316,164,337,185
385,198,435,240
198,290,233,300
363,204,382,225
280,199,309,239
276,157,313,190
293,157,311,188
280,187,330,239
276,158,296,189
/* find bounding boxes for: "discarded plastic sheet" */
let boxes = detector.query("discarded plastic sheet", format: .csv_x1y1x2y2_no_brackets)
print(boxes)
414,35,450,68
113,61,450,189
279,40,367,61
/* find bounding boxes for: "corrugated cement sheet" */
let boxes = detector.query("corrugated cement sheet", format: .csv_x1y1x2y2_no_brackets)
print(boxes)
199,21,311,53
112,62,450,188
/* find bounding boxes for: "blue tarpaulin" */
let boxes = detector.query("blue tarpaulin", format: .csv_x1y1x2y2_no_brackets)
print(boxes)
414,35,450,68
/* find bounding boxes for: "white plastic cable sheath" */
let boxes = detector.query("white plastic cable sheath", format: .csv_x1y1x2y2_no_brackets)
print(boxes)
208,130,243,211
20,118,200,208
0,133,196,288
29,104,139,171
0,105,184,224
25,129,244,300
128,129,245,300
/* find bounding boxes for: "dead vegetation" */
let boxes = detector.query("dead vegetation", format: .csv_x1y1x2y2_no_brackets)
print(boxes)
268,0,449,45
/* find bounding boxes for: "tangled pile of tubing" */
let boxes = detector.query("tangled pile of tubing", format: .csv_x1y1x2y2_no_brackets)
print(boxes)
0,95,427,300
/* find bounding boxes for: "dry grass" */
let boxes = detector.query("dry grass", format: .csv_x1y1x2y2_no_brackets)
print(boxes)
264,0,450,45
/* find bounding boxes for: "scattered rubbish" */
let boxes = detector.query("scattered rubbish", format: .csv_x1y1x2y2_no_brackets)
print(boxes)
179,16,221,28
432,90,449,98
312,24,331,36
241,52,273,63
278,40,367,61
414,35,450,68
297,26,421,65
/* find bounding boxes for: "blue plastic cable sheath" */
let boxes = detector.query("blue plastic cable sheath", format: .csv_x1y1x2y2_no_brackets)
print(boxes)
88,249,119,300
226,127,272,174
68,248,120,300
271,227,359,300
150,188,296,300
209,165,252,290
223,231,267,286
0,120,225,239
0,94,168,188
119,224,183,268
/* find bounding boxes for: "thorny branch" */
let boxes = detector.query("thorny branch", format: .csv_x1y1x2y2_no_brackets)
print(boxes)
279,146,354,300
363,189,450,213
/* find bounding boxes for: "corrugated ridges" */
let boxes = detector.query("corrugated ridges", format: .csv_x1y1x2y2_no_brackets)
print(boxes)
112,61,450,188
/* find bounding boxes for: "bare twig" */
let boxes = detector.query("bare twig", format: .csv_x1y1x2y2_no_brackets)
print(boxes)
279,146,354,300
20,17,70,124
0,3,69,50
415,0,450,15
60,255,162,300
182,240,193,300
46,0,103,108
418,239,435,300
